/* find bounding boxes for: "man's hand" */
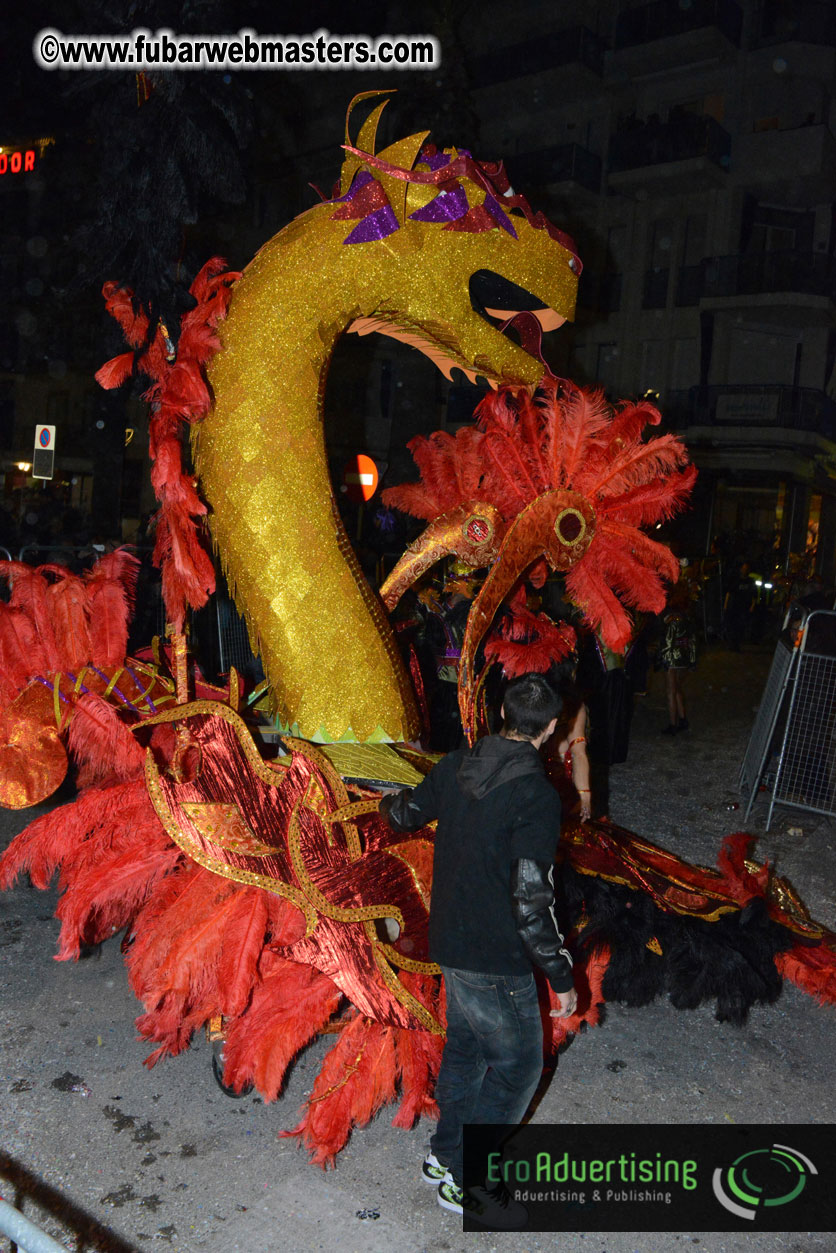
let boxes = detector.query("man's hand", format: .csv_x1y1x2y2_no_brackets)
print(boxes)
549,988,577,1019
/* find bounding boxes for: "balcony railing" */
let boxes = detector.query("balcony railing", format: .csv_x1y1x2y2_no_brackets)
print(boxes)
680,386,836,437
701,251,836,299
615,0,743,49
469,25,606,88
508,142,602,192
609,114,731,174
755,0,836,47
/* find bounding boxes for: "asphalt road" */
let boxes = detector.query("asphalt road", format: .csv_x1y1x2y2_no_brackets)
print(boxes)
2,642,834,1253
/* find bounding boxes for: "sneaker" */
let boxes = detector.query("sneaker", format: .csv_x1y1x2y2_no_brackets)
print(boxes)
437,1179,464,1214
661,723,678,736
422,1151,453,1186
677,717,689,732
464,1183,529,1231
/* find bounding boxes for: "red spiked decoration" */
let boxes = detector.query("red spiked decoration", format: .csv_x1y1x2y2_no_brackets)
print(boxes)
96,259,240,629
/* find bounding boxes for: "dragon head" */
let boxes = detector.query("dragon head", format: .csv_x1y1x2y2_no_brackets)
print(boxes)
327,90,581,387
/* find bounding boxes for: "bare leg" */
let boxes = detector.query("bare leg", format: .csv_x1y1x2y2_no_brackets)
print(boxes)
673,671,687,724
666,670,678,726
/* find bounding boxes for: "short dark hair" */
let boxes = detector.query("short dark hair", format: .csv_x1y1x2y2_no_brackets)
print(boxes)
502,673,562,739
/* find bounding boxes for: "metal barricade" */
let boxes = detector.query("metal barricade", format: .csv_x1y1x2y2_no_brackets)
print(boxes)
215,595,261,680
187,575,262,686
0,1195,66,1253
739,636,796,820
767,610,836,829
740,610,836,830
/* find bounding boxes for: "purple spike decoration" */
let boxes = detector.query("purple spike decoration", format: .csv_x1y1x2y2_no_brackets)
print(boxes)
419,147,452,171
408,184,470,224
329,169,374,205
343,205,401,245
483,192,518,239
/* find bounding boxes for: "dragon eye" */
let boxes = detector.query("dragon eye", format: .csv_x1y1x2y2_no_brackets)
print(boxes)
554,508,585,545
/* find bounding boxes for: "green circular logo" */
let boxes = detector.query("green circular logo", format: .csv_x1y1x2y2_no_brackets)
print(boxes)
713,1144,816,1220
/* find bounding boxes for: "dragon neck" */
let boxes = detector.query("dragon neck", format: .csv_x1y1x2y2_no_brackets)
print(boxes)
195,222,419,744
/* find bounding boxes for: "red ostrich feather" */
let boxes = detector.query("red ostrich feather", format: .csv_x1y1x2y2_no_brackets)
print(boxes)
96,258,239,630
83,549,140,668
384,379,695,657
484,585,577,677
0,552,138,694
382,424,487,520
474,380,696,648
282,1012,400,1167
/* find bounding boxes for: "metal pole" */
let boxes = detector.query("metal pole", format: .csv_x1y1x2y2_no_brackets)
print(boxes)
704,481,715,557
216,596,226,677
0,1196,67,1253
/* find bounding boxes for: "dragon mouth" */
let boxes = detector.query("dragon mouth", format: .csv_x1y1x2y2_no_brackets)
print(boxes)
469,268,565,338
347,268,564,387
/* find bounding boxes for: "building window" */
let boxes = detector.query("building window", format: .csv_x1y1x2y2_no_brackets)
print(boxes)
596,343,619,389
643,218,674,308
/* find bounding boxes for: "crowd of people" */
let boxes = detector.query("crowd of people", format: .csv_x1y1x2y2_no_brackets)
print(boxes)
0,491,139,570
380,521,835,821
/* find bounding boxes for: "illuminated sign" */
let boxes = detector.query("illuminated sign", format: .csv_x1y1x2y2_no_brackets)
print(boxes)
0,138,53,178
0,150,36,175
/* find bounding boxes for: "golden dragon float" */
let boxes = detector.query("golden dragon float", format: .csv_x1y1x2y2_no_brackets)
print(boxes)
1,93,834,1166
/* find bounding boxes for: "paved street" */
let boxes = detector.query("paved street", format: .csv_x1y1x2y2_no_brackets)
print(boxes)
2,642,834,1253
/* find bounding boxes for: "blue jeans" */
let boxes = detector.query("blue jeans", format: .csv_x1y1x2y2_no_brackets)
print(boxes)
430,966,544,1186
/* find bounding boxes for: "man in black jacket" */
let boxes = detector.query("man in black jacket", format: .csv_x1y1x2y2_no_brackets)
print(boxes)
380,672,576,1227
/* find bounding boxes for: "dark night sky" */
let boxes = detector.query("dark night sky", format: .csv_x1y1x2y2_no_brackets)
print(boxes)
1,3,475,316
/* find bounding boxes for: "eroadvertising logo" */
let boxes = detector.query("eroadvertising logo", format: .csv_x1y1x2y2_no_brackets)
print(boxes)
712,1143,817,1220
462,1124,835,1233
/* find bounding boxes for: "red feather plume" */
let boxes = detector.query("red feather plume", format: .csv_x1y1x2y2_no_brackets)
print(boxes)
3,563,61,672
384,377,696,658
43,569,91,672
84,548,140,667
283,1013,399,1167
67,691,146,786
97,258,239,629
221,953,342,1100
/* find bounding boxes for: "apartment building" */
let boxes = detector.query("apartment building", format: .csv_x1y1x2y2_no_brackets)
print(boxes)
465,0,836,573
2,1,833,575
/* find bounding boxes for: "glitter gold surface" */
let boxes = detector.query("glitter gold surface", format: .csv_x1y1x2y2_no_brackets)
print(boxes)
320,742,425,787
196,102,578,743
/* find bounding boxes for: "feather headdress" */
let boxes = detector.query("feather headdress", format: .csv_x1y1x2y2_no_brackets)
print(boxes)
382,378,696,732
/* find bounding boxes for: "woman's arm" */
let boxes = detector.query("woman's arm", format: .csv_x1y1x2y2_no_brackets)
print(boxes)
562,705,592,821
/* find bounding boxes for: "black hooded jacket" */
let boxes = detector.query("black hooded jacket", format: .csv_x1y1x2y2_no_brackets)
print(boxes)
381,735,573,991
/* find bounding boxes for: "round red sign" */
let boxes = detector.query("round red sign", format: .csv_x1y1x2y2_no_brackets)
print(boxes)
343,454,379,504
